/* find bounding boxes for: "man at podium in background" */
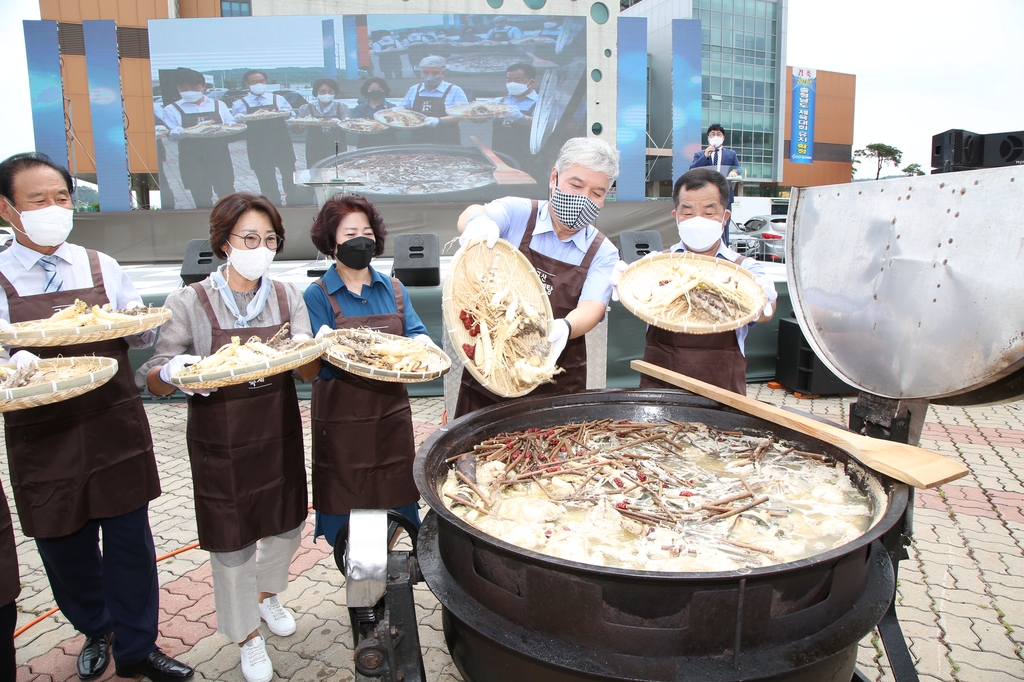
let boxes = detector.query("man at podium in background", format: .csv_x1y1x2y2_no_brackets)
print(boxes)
689,123,739,244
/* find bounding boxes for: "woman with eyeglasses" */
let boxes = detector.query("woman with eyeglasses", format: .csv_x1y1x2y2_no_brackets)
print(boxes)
136,193,319,682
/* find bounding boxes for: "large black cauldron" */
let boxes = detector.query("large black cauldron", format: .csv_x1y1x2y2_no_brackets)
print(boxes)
414,390,908,682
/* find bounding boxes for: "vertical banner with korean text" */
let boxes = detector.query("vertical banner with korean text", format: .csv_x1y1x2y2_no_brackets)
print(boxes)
790,67,815,164
83,20,132,211
23,20,68,168
672,19,703,181
616,16,647,202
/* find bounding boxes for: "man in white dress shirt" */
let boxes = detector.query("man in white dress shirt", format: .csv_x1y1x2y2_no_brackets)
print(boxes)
163,68,237,209
230,70,297,206
400,56,468,145
0,152,193,682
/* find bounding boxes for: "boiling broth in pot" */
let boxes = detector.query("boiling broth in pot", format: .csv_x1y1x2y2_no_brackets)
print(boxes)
441,420,875,572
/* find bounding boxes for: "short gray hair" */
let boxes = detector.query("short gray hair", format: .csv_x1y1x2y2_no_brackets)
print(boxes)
554,137,620,182
418,55,446,70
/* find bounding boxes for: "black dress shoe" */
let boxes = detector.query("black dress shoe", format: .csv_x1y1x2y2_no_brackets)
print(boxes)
115,649,194,681
78,633,112,680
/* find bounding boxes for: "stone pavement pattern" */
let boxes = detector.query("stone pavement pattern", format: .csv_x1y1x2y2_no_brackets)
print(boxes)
5,389,1024,681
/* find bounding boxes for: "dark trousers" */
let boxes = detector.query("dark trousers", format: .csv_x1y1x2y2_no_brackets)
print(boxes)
34,505,159,667
251,157,297,206
0,599,15,681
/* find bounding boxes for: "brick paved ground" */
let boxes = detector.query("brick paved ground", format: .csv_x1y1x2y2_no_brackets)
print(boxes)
6,389,1024,681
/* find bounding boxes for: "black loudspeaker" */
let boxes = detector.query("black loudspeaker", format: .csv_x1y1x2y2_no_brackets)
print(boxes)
931,128,983,170
180,239,225,285
775,318,854,396
983,130,1024,167
617,231,664,264
392,233,440,287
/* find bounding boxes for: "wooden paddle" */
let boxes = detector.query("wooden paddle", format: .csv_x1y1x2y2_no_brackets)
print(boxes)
470,136,537,185
631,360,969,489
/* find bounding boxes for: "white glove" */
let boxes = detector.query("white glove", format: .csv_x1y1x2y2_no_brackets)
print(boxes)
124,301,144,310
459,215,500,249
425,117,440,127
330,118,341,124
169,127,184,140
547,319,571,359
502,107,525,121
315,324,335,340
10,350,40,369
754,275,778,316
159,354,214,397
414,334,439,349
0,319,13,331
291,333,311,343
609,260,629,302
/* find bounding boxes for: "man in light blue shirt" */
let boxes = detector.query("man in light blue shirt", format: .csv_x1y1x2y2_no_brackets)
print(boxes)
454,137,621,416
400,56,468,144
484,17,524,42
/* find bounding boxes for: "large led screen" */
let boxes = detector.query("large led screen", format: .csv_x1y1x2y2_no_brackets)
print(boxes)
148,14,587,209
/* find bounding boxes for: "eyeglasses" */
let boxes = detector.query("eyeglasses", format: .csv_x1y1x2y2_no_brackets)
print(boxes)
231,232,282,250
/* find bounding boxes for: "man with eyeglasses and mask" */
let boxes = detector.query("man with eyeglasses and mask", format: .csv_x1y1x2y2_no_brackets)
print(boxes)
0,153,194,682
613,168,777,395
491,63,539,176
453,137,621,417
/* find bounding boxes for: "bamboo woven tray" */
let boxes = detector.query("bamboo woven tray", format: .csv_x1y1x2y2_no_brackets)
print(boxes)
324,328,451,383
180,123,247,138
374,108,429,129
236,110,291,121
337,118,389,134
0,308,172,347
288,117,339,128
169,337,332,390
617,252,767,334
447,103,518,120
0,356,118,412
443,238,558,398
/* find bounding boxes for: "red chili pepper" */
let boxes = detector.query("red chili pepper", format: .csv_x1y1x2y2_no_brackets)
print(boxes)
679,490,694,497
462,343,475,360
613,477,624,488
615,500,629,510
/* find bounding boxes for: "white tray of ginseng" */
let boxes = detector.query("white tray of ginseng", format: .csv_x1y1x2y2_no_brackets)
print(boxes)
617,252,767,334
169,323,330,390
324,328,451,383
0,356,118,412
443,238,562,398
0,300,172,347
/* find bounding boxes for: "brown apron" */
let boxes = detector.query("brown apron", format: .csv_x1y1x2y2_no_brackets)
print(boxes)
310,277,419,515
639,252,752,396
185,282,307,552
0,250,159,539
455,200,606,417
0,481,19,606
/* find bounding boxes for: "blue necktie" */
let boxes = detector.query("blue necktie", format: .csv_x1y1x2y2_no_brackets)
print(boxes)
38,255,63,293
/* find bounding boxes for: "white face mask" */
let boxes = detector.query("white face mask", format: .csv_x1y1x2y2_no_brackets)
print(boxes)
677,215,724,252
6,201,74,247
179,90,204,103
227,246,275,281
709,135,725,148
249,83,269,96
506,82,529,97
317,94,335,105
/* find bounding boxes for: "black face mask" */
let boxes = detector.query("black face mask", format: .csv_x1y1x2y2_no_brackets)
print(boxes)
336,236,376,270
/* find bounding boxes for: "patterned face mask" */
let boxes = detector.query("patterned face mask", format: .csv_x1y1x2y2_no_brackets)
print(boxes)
550,181,601,231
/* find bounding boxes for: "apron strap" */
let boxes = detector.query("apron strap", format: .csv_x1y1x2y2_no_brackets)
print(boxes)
317,279,344,319
389,277,405,332
190,282,222,330
579,231,606,270
85,249,103,288
518,200,540,254
273,281,290,326
0,266,17,301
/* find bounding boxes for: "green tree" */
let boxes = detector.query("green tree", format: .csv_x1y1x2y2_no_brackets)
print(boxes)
854,143,903,180
902,163,925,176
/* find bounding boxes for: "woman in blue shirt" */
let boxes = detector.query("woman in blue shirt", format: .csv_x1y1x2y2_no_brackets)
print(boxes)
303,193,432,546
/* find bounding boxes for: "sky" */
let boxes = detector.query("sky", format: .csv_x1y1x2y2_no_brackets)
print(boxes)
1,0,1022,179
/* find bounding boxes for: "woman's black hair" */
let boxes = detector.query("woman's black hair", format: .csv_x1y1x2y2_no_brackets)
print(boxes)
0,152,74,203
360,78,391,98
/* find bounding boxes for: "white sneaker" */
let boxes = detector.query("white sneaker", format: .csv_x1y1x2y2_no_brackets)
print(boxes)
258,595,296,637
240,635,273,682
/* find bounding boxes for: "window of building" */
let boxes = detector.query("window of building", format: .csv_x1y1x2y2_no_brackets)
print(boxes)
221,1,251,16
